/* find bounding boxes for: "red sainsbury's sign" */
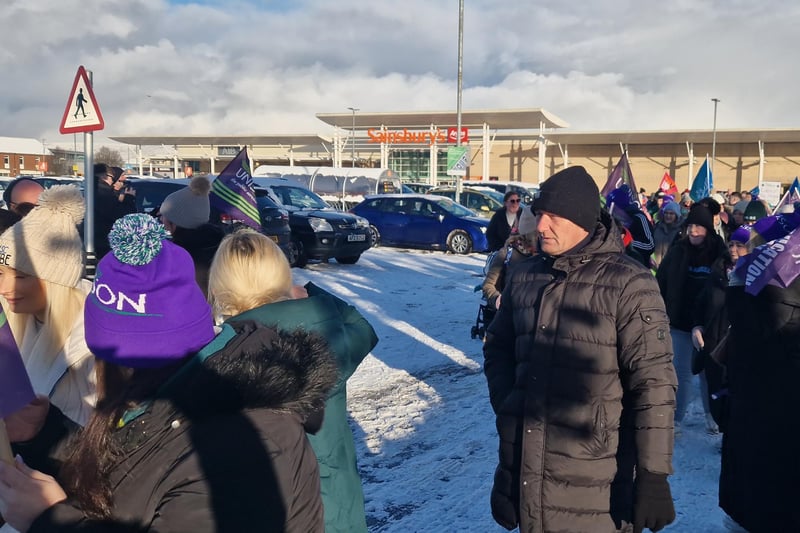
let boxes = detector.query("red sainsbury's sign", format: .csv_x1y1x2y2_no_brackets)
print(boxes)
367,127,469,145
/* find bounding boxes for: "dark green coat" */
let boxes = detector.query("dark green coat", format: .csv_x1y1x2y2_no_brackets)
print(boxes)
229,283,378,533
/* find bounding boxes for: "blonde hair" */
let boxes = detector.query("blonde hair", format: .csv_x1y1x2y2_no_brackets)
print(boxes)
4,278,86,362
208,228,293,320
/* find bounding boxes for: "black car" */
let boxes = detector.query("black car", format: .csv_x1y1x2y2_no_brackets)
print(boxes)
125,178,296,265
253,177,371,267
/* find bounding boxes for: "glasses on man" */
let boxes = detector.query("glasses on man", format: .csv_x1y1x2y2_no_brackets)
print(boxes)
507,198,521,204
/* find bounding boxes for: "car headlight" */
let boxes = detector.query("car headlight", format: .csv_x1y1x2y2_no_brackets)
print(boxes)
479,226,487,234
355,216,369,228
308,217,334,232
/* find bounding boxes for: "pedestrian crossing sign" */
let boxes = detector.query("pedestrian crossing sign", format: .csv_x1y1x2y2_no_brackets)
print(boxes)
447,146,469,177
59,66,104,134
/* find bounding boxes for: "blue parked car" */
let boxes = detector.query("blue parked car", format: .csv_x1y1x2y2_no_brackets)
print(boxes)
350,194,489,254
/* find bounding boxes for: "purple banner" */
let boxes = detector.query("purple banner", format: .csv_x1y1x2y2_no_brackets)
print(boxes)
735,228,800,295
0,308,35,418
600,152,639,200
209,146,261,229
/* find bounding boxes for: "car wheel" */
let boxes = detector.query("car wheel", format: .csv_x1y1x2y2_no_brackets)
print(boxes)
335,255,361,264
368,225,381,247
283,241,300,267
293,241,308,268
447,229,472,254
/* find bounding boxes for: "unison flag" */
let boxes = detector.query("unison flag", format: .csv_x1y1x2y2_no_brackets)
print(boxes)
733,227,800,295
210,146,260,230
689,156,713,202
600,152,639,200
0,307,35,419
659,172,679,196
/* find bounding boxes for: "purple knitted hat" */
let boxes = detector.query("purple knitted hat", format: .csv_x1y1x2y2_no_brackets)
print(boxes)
729,225,751,244
84,214,216,368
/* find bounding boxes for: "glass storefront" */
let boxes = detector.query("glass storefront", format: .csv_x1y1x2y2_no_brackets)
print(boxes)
388,149,451,184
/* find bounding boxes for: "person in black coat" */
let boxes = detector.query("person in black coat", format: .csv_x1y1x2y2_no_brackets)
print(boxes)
719,276,800,532
486,191,522,251
656,204,731,433
158,176,224,298
91,163,137,260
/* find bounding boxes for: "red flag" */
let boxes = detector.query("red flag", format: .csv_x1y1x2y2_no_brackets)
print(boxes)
659,172,679,196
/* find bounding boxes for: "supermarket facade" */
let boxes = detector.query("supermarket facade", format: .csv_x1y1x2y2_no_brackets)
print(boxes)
109,108,800,194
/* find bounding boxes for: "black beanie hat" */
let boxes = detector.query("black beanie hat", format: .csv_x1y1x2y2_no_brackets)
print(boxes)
531,166,600,233
685,204,715,234
743,200,768,223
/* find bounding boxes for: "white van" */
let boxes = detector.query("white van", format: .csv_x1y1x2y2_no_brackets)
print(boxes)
462,180,538,204
252,165,402,210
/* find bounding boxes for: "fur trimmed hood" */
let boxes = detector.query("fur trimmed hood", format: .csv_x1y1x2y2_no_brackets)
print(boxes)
164,320,339,426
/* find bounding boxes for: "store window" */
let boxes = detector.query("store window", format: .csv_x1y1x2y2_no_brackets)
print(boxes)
3,156,8,169
19,156,24,169
388,149,448,183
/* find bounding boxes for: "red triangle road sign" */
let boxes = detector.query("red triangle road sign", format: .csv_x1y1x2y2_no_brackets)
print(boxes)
59,66,104,134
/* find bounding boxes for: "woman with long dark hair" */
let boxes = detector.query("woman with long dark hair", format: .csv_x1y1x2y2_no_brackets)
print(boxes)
0,214,337,533
657,204,731,434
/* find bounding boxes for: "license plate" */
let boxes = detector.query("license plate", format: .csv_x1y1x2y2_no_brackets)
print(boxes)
347,234,366,242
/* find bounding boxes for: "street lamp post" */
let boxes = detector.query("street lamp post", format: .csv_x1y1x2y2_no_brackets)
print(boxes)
711,98,720,176
347,106,359,168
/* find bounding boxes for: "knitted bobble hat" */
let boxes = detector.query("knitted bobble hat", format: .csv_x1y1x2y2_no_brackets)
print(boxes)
0,184,84,287
84,214,216,368
532,166,600,233
159,176,211,229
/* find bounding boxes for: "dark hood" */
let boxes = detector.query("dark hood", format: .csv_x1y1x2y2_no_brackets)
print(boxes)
164,320,338,426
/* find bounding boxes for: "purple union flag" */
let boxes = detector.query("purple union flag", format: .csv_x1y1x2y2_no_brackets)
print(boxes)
0,307,35,418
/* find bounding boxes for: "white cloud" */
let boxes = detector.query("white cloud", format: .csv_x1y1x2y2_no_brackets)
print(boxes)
2,0,799,151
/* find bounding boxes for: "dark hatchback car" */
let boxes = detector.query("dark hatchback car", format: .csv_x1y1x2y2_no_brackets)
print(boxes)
350,194,489,254
125,178,296,265
253,177,371,267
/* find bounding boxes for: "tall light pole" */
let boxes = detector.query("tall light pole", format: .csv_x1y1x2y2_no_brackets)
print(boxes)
455,0,464,205
711,98,720,176
347,106,359,168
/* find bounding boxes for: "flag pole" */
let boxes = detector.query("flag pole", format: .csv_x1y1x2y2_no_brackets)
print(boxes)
0,419,13,463
772,189,790,215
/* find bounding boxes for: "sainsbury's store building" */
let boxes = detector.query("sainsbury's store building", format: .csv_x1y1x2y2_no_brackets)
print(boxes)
110,108,800,194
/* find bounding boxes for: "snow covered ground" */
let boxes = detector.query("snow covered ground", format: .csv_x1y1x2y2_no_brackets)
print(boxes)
293,247,726,532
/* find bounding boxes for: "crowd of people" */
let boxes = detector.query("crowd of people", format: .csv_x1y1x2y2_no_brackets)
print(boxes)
0,161,797,532
0,166,377,533
481,166,799,533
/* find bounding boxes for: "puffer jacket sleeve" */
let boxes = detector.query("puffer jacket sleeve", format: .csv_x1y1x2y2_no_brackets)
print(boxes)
615,269,677,475
483,275,520,414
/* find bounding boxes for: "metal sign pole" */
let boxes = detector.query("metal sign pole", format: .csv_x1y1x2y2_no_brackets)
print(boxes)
83,73,96,279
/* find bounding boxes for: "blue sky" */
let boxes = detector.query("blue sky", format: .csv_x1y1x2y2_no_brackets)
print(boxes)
2,0,800,149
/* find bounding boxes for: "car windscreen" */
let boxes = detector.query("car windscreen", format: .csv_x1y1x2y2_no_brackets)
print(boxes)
433,197,475,217
271,185,329,209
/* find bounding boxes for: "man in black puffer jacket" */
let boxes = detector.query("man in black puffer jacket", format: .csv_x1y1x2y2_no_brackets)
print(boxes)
484,166,677,533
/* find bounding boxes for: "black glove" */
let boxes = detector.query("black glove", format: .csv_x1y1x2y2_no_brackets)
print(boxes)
633,470,675,533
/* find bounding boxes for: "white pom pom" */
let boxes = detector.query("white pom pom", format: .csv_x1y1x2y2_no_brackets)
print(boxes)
36,184,85,225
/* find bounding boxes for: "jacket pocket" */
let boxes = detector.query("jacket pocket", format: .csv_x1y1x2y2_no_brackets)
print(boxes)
639,307,670,354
